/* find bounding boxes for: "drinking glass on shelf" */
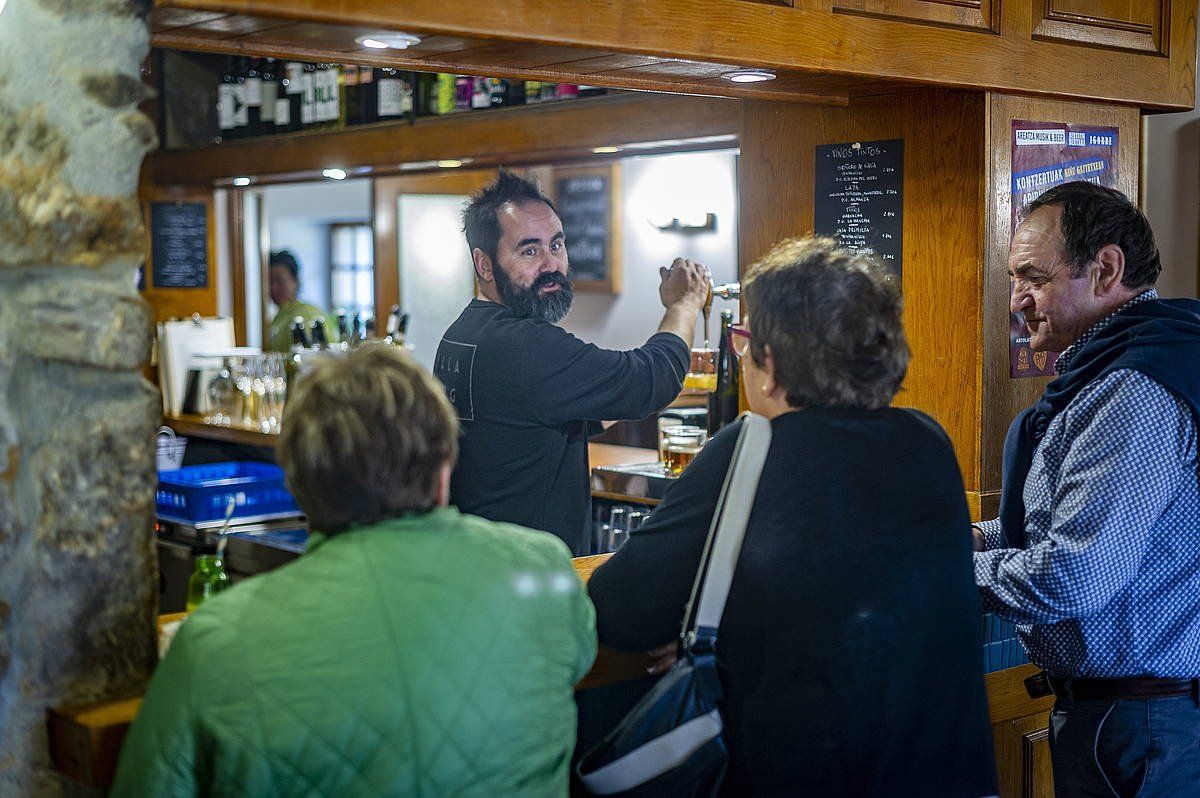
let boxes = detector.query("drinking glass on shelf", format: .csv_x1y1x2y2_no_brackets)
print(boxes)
206,358,237,426
607,506,628,552
264,353,287,432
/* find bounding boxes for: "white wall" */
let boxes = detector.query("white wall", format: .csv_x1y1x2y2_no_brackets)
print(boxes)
262,178,372,313
1142,38,1200,299
561,149,740,351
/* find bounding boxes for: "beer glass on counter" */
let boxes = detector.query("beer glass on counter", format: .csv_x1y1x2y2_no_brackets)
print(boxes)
660,424,706,475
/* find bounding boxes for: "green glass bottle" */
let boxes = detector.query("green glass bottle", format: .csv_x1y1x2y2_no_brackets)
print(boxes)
186,540,230,612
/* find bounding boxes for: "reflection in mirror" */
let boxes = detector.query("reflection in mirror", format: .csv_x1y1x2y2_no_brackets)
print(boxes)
255,178,372,351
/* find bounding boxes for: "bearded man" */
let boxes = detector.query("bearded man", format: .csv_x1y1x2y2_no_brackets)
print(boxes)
434,170,708,554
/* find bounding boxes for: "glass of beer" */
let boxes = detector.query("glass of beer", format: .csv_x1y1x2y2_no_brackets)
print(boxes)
682,348,717,393
661,425,707,475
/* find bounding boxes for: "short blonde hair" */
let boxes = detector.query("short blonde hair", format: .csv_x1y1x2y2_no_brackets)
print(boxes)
278,345,458,533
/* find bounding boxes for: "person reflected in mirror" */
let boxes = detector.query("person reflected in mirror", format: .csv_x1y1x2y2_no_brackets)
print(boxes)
265,249,338,352
433,169,710,555
585,236,997,797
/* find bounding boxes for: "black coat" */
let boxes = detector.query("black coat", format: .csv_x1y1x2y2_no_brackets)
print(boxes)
588,408,997,797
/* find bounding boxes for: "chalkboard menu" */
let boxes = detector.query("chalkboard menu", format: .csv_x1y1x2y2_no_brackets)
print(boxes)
554,165,620,293
814,139,904,277
151,201,209,289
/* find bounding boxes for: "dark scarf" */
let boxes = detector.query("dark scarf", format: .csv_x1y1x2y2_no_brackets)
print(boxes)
999,297,1200,549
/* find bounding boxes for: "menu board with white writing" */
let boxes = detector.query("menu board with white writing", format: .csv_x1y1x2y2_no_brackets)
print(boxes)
151,202,209,289
814,139,904,277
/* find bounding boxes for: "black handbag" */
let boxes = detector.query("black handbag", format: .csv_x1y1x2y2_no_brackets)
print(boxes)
576,414,772,797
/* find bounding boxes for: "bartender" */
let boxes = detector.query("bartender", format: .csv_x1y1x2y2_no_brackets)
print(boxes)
265,250,338,352
435,170,708,555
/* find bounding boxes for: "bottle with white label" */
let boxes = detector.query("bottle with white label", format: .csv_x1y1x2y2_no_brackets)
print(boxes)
283,62,304,133
217,56,238,143
232,57,250,138
243,58,263,136
260,58,278,136
300,62,317,128
377,68,412,121
471,77,491,110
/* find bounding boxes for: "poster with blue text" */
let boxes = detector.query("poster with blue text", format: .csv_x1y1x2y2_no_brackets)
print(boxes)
1009,120,1119,378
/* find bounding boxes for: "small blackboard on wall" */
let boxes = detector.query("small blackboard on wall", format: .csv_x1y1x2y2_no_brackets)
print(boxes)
151,201,209,289
814,139,904,277
553,164,621,294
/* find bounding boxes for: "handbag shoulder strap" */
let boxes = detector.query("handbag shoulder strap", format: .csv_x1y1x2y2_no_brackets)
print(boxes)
681,413,772,641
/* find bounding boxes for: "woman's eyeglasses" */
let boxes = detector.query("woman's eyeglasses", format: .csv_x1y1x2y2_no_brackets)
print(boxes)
728,323,752,359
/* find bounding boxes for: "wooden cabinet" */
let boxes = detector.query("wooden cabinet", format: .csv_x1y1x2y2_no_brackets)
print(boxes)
149,0,1197,109
987,665,1057,797
831,0,999,33
1033,1,1170,55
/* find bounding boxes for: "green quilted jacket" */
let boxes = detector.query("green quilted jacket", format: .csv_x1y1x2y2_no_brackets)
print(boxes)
112,507,597,797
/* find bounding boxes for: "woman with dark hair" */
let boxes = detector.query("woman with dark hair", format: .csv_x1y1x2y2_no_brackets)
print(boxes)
586,237,997,797
265,249,338,352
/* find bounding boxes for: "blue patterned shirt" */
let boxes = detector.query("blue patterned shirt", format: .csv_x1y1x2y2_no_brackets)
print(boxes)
975,289,1200,677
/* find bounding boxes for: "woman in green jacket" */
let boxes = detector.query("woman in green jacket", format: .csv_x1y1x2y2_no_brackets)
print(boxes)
113,345,597,797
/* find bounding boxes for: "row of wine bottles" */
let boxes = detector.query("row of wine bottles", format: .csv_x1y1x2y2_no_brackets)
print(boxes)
215,56,607,143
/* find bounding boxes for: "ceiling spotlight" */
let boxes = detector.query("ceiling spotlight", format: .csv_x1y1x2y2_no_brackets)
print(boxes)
592,146,622,154
437,160,464,169
356,33,422,50
232,176,252,187
721,69,777,84
322,168,348,180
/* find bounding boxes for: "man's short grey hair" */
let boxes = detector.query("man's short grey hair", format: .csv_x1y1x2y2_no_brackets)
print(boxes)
278,345,458,533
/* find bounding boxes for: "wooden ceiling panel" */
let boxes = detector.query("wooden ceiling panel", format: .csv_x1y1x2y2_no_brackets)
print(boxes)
552,53,672,74
182,13,297,37
606,59,740,79
150,9,230,32
443,41,609,71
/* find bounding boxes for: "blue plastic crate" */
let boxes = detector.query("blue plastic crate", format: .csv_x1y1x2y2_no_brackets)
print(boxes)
156,462,299,525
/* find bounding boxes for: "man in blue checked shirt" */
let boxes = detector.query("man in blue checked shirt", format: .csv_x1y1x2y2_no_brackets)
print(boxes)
973,181,1200,798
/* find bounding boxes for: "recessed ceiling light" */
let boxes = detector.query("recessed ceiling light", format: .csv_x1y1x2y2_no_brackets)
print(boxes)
322,168,348,180
592,146,622,154
437,160,464,169
355,33,422,50
722,69,777,84
232,176,252,187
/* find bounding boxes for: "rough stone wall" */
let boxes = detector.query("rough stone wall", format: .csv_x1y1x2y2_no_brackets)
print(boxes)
0,0,158,794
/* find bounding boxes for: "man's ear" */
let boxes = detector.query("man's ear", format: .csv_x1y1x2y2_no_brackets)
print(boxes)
1091,243,1126,296
472,248,494,284
760,344,783,400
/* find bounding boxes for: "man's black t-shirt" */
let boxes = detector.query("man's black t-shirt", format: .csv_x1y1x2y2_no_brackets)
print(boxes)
434,299,688,554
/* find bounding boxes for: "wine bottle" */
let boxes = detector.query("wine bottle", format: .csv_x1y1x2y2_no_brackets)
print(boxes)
358,66,377,123
283,62,305,132
232,57,250,138
708,310,740,435
471,77,491,110
243,58,263,136
311,317,330,350
217,56,238,143
300,62,317,128
377,68,412,121
260,58,278,136
341,63,360,126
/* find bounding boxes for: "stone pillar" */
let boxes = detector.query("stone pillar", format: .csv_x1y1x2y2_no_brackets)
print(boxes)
0,0,157,794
